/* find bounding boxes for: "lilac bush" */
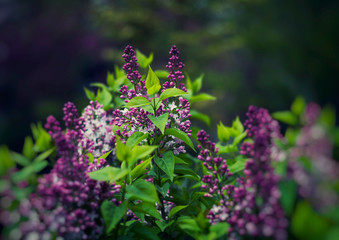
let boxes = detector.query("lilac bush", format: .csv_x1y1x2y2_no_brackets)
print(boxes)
1,46,338,240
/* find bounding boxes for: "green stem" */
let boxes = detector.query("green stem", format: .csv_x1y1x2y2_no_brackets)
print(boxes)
121,178,128,235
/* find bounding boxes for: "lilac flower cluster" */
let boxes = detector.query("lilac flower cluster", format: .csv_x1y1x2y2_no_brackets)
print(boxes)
163,45,186,92
205,106,287,240
20,102,120,240
196,130,231,197
287,103,339,209
78,101,116,158
120,45,146,99
112,45,191,155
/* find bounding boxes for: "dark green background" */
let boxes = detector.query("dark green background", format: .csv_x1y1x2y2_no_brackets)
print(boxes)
1,0,338,151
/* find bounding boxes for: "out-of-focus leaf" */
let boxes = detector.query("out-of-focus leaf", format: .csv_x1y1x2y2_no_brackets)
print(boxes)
154,70,169,78
101,200,127,234
272,111,297,125
217,121,230,142
292,201,330,240
190,110,210,126
279,180,297,216
23,136,35,159
229,157,248,174
126,132,149,148
0,145,15,176
168,205,188,219
190,93,216,103
192,74,204,93
136,50,153,69
291,96,306,116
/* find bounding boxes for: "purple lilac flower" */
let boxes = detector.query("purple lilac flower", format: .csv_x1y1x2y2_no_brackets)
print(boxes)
20,102,120,240
287,103,339,209
120,45,146,97
196,130,231,197
204,106,287,240
163,45,187,92
113,45,191,155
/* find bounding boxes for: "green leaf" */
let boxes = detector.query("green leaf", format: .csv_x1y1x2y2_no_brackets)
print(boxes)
130,222,160,240
12,161,48,182
217,121,230,142
101,200,127,234
291,96,306,116
156,182,170,197
84,87,96,100
35,129,51,152
11,152,30,166
209,222,229,239
319,105,336,128
232,116,244,134
98,88,112,108
155,220,168,232
154,70,169,78
229,157,248,174
115,65,125,78
174,165,200,180
136,50,153,69
33,147,55,162
126,179,159,203
147,113,169,134
279,180,297,216
164,128,195,151
98,149,113,160
168,205,188,219
190,110,210,126
140,104,154,114
154,151,175,181
186,74,193,90
292,201,330,240
272,111,298,125
158,88,188,101
190,93,216,103
325,228,339,240
116,139,131,162
88,166,129,183
129,201,162,219
87,153,94,163
174,156,189,165
129,145,158,166
192,74,204,93
106,72,115,87
177,216,201,234
126,132,149,148
125,96,151,108
0,145,15,176
146,66,161,95
233,131,247,146
23,136,35,159
130,157,152,179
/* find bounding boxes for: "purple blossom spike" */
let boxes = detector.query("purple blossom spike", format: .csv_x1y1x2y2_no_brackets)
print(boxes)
197,130,232,197
122,45,146,95
163,45,187,91
206,106,287,240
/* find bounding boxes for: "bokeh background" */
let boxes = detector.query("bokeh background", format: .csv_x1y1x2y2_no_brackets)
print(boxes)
1,0,338,152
